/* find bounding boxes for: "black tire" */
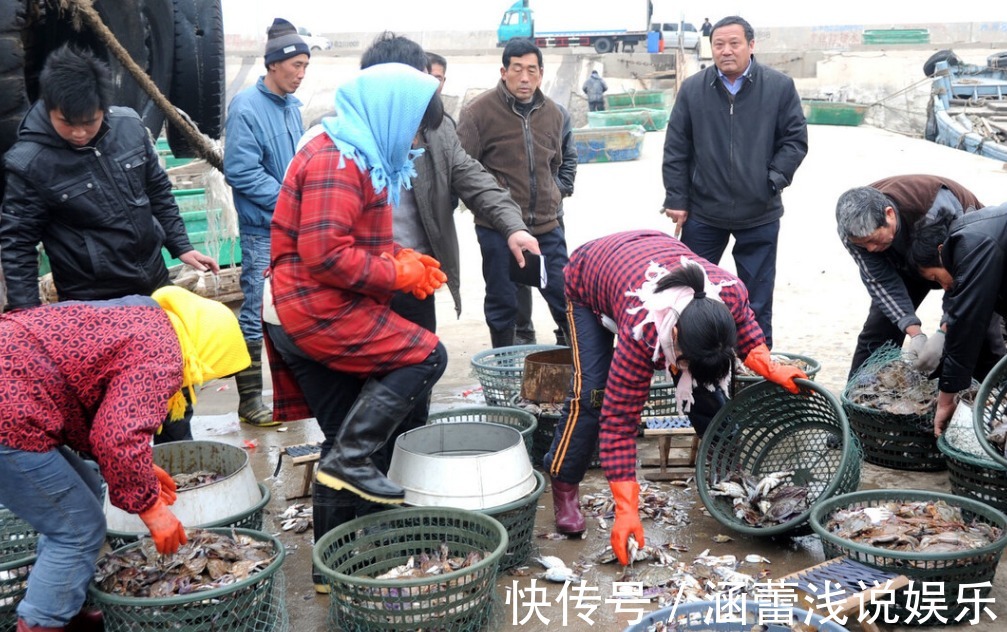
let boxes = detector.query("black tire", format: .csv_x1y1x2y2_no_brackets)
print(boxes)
136,0,174,137
167,0,225,158
0,0,31,159
593,37,613,54
923,49,961,77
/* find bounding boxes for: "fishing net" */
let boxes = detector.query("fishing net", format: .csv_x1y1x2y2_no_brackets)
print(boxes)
811,490,1007,625
88,528,288,632
697,379,862,537
841,342,944,470
314,507,507,632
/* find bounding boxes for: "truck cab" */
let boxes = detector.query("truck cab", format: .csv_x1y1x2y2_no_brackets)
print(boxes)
498,0,533,44
652,21,701,51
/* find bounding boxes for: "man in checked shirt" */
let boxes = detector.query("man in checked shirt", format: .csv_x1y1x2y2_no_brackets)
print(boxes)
541,230,805,563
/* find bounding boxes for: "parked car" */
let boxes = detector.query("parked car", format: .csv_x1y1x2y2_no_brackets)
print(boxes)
297,26,333,52
652,21,700,51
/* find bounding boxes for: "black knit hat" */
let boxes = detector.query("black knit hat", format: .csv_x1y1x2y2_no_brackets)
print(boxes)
264,18,310,66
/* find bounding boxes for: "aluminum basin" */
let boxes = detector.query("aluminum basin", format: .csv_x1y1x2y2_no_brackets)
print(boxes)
104,440,261,534
388,422,535,510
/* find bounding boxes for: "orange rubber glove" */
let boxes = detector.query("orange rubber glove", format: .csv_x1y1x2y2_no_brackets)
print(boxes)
610,480,644,566
411,254,447,300
138,498,187,555
152,464,177,505
382,250,425,292
743,343,806,394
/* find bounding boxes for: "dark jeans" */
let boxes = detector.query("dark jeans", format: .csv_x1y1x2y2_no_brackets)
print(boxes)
476,223,569,339
681,218,780,348
588,101,605,112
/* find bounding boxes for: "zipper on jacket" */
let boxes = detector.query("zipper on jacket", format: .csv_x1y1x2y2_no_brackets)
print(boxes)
522,116,538,225
93,147,145,272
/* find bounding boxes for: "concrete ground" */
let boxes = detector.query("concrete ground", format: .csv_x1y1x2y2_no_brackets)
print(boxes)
179,108,1007,631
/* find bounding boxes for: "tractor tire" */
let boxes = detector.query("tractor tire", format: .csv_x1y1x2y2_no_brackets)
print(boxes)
167,0,225,158
0,0,31,159
923,49,961,77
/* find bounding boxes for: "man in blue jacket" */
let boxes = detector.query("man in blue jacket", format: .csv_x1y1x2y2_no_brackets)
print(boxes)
223,18,309,427
661,16,807,348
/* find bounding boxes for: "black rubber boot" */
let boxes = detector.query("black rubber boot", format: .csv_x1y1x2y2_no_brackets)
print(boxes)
314,380,412,504
489,327,516,349
312,484,357,594
236,339,279,427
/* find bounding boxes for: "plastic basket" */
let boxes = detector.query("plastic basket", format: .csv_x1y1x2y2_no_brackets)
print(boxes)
428,406,538,461
938,434,1007,514
810,489,1007,624
0,507,38,566
732,352,821,395
625,598,850,631
88,528,288,632
974,353,1007,468
0,555,33,630
314,507,507,632
106,482,271,551
841,393,944,471
697,379,861,537
481,470,546,571
470,344,564,407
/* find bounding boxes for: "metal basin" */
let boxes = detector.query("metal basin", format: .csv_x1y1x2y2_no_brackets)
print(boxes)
387,422,535,510
104,440,261,534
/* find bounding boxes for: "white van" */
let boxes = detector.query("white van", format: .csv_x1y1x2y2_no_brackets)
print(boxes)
652,21,700,51
297,26,332,52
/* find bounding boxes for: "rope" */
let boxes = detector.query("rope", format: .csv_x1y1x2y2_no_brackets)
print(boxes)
57,0,224,172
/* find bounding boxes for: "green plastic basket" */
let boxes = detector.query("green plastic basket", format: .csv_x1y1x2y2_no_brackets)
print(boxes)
938,434,1007,514
810,489,1007,624
0,555,33,630
314,507,507,632
428,406,537,461
106,482,271,551
481,470,546,571
0,507,38,566
697,379,861,536
88,528,288,632
470,344,564,407
841,393,945,471
732,351,821,395
974,354,1007,468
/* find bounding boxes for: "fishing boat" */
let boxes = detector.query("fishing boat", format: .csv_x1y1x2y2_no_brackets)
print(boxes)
926,52,1007,162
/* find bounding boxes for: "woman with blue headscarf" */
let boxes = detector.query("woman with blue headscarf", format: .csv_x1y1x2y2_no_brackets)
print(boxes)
263,64,447,565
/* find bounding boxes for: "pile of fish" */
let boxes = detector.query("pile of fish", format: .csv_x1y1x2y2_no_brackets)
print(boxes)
580,482,693,532
94,529,276,597
708,470,809,526
372,543,484,581
513,397,564,417
610,548,770,606
734,354,813,377
278,503,311,533
986,413,1007,456
845,358,937,416
170,470,223,490
824,500,1003,558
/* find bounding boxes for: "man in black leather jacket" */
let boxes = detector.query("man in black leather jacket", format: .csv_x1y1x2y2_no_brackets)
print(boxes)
0,45,217,312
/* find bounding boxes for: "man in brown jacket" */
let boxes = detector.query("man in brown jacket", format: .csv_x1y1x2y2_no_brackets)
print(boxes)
457,38,571,348
836,174,1004,379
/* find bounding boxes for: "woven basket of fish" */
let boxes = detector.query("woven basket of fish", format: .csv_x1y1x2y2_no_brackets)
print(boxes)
88,528,288,632
470,344,565,407
938,390,1007,513
481,470,545,571
841,343,944,471
974,353,1007,469
0,507,37,631
810,489,1007,624
106,482,271,551
624,598,851,631
428,406,538,461
696,379,861,537
314,507,507,632
731,351,821,396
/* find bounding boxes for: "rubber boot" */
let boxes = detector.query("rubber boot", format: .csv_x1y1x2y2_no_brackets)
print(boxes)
17,619,63,632
314,380,412,504
551,478,586,535
312,484,357,594
65,609,103,632
489,327,515,349
235,339,279,427
515,285,537,345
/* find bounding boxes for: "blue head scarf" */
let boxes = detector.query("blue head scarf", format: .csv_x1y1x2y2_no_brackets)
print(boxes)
321,63,439,207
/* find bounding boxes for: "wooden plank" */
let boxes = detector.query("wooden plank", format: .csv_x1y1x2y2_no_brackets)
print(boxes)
643,466,695,481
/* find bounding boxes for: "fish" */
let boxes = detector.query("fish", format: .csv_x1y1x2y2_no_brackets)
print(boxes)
534,555,568,570
542,566,582,583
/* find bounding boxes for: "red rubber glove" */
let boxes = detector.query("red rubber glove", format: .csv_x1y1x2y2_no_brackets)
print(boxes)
152,464,177,505
138,498,187,555
610,480,644,566
382,250,425,292
411,254,448,300
743,343,806,394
